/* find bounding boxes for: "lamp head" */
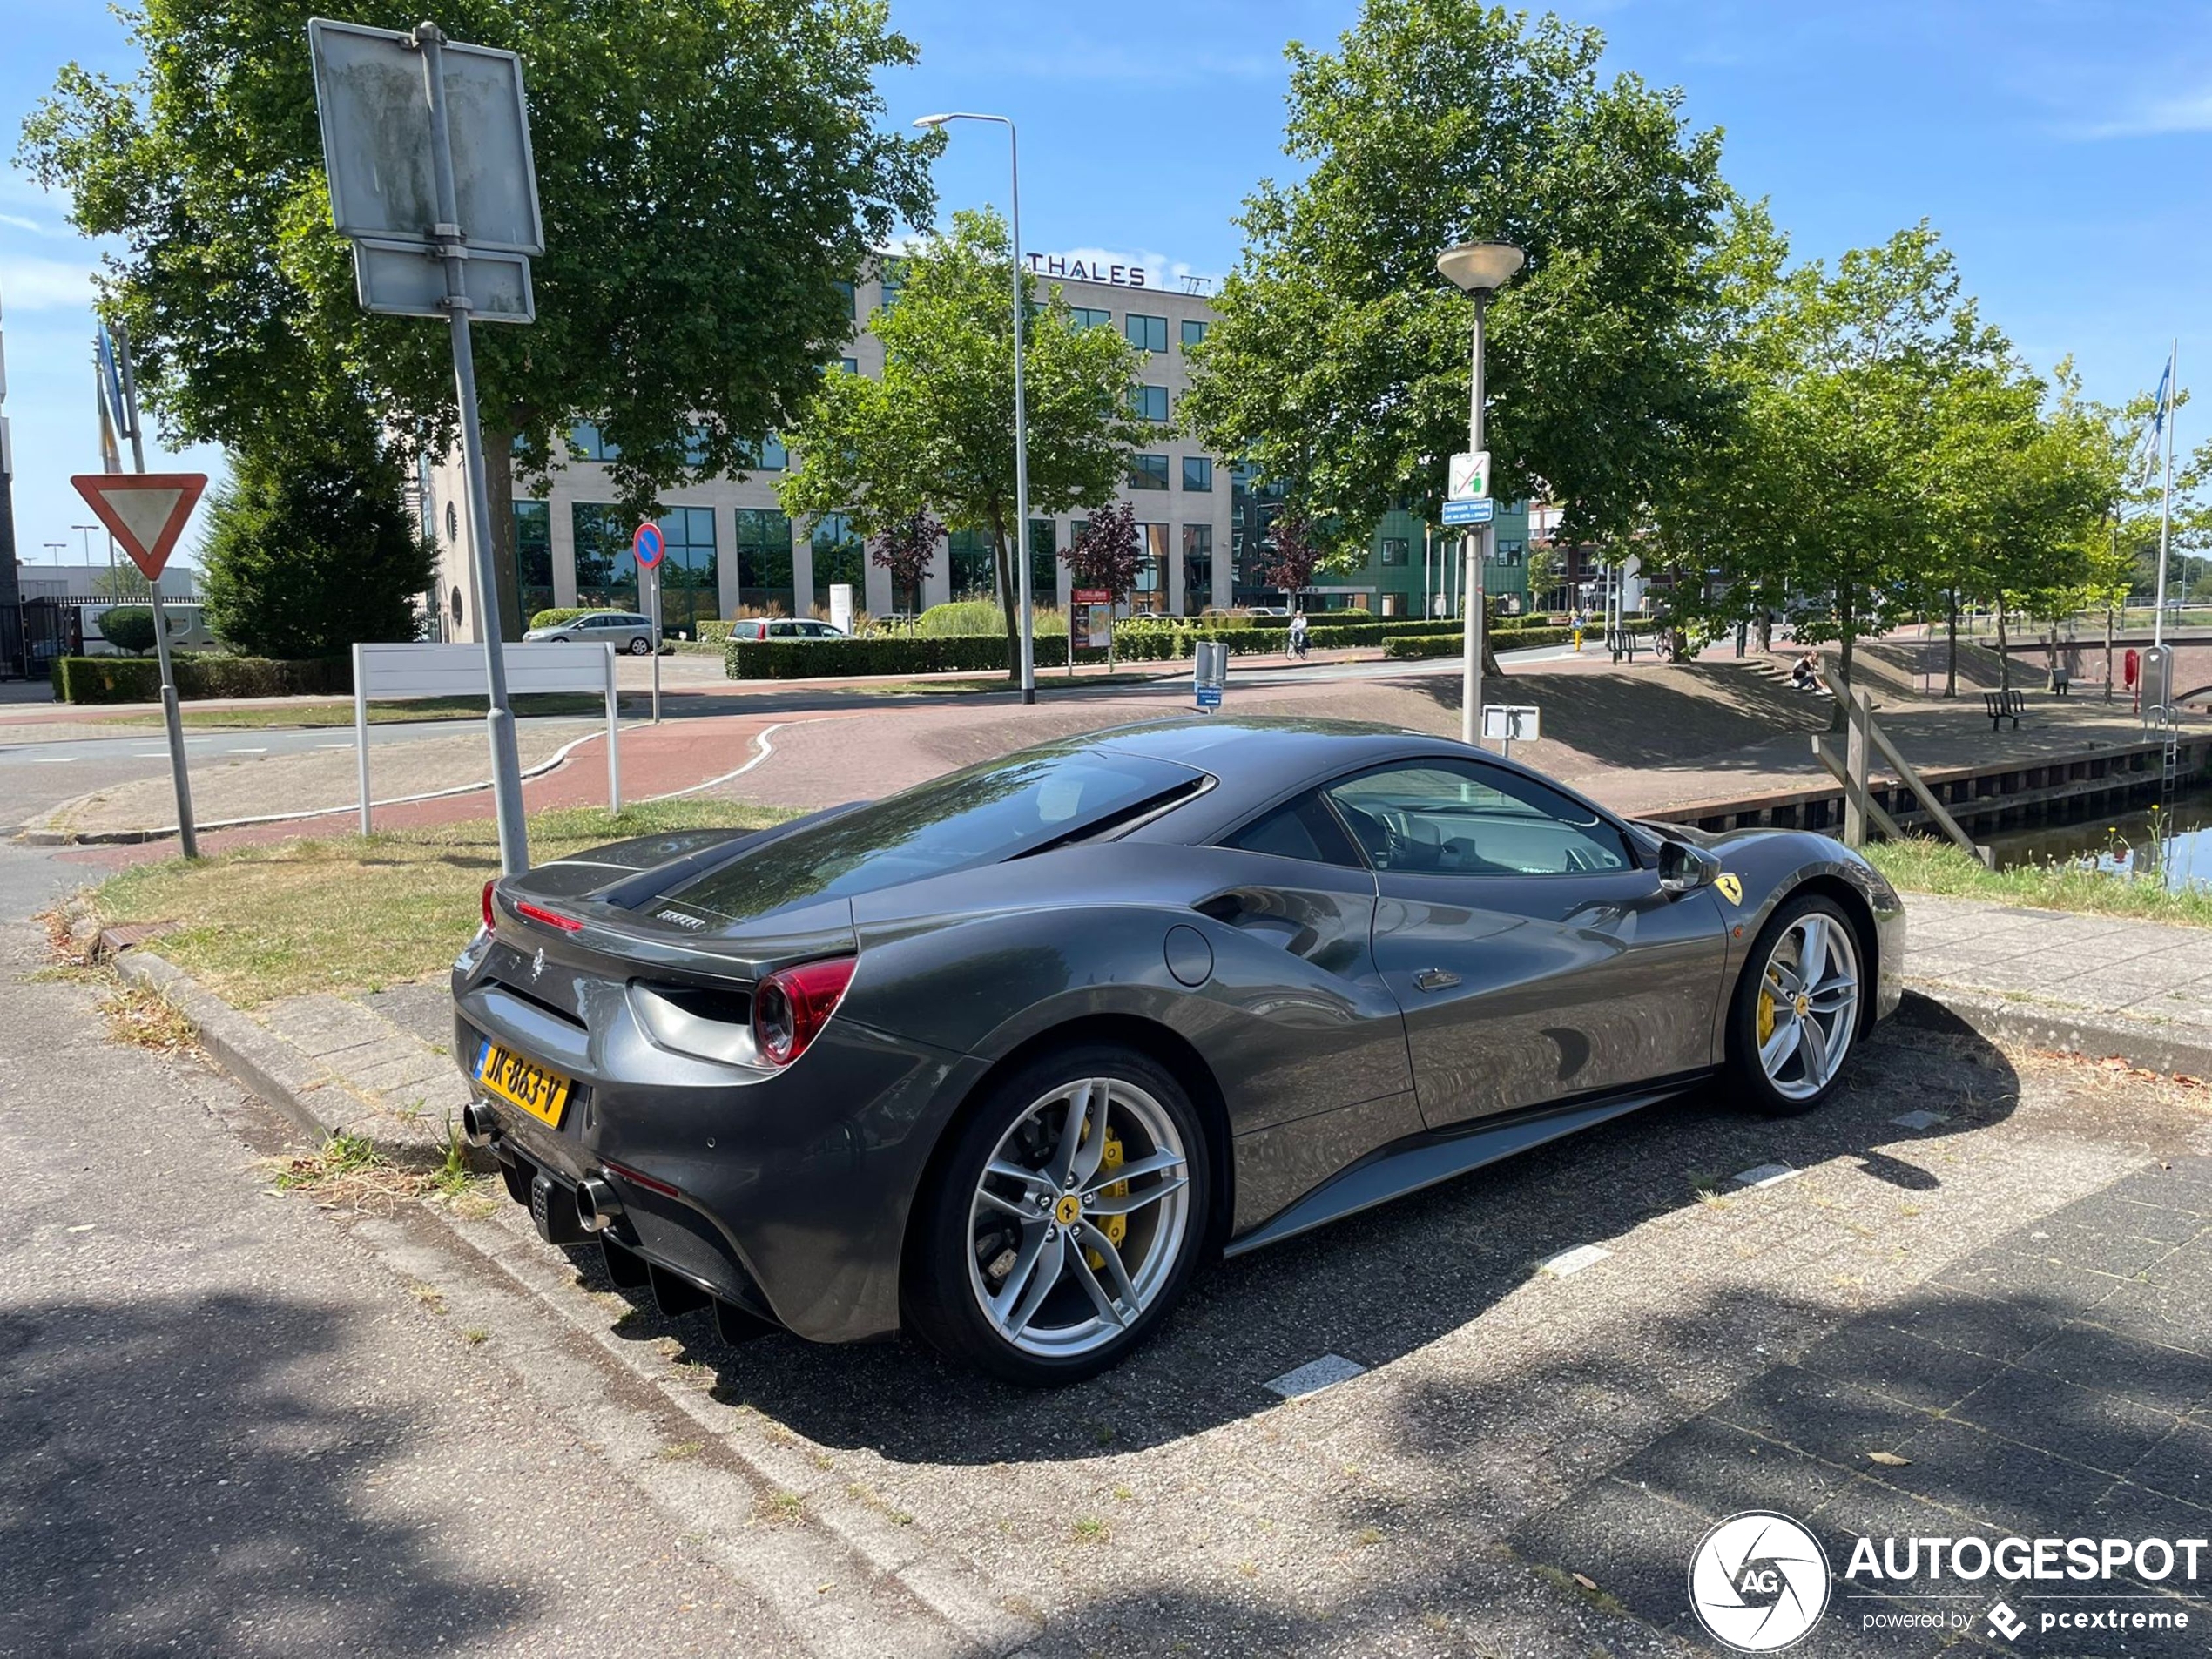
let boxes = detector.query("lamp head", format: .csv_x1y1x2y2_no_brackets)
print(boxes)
1436,242,1526,293
914,114,954,129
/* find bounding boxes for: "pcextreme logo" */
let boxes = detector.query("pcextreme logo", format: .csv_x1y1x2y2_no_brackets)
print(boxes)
1688,1512,1831,1651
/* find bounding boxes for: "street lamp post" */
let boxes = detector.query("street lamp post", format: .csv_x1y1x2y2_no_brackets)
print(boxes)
1435,241,1524,745
916,111,1036,705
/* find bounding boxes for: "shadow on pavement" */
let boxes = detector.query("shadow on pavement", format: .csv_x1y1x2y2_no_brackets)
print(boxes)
0,1291,532,1655
571,1021,2025,1468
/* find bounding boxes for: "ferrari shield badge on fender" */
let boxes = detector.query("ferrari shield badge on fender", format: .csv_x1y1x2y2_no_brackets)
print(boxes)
1716,874,1743,905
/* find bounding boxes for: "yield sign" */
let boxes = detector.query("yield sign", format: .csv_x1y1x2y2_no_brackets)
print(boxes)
71,472,210,581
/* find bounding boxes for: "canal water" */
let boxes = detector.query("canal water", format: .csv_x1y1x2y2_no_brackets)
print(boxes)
1981,782,2212,893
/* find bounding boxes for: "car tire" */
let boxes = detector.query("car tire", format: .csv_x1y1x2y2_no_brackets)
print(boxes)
627,636,652,656
906,1043,1210,1386
1724,891,1865,1116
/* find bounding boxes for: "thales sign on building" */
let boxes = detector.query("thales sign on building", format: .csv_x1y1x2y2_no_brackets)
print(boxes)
1025,252,1150,288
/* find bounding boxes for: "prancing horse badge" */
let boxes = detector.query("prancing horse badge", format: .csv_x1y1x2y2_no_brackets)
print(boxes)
1715,874,1743,905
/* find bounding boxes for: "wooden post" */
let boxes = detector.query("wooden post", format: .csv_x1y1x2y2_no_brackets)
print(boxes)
1844,685,1872,847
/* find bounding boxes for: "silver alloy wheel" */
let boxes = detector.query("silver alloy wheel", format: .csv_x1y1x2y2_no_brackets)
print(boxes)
966,1076,1191,1359
1755,911,1861,1102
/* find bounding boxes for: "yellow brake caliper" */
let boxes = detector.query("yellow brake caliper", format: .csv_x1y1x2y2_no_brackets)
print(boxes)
1085,1130,1127,1270
1757,969,1779,1045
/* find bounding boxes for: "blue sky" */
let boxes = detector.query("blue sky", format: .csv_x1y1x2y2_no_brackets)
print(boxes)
3,0,2207,571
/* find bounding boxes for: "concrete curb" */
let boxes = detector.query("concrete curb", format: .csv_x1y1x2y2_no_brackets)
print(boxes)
107,943,481,1170
1898,984,2212,1080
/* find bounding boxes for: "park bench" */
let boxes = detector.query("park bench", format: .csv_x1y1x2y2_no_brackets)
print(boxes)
1605,628,1641,664
1982,688,2026,732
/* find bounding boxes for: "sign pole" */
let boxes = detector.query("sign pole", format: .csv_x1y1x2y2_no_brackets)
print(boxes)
416,22,528,875
645,566,658,721
113,322,198,858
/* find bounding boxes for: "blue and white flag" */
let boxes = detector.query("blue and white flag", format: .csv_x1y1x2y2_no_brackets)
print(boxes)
2150,351,2172,442
94,325,128,442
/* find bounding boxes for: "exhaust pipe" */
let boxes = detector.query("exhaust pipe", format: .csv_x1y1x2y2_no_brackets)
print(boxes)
575,1175,622,1235
460,1100,499,1147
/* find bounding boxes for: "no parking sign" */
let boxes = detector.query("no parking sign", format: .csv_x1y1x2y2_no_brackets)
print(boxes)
633,521,664,568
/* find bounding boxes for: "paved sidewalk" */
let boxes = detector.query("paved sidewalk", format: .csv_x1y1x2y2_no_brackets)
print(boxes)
1515,1157,2212,1656
1904,894,2212,1071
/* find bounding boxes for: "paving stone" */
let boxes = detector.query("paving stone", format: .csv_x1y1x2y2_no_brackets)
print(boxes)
1611,1412,1855,1524
1794,1321,2009,1415
1950,1365,2181,1478
1708,1365,1934,1467
1537,1243,1612,1277
2119,1419,2212,1510
1509,1477,1704,1641
2013,1325,2212,1419
1880,1288,2077,1363
256,993,400,1061
1888,1109,1950,1131
1930,1245,2129,1314
1885,1416,2119,1535
1261,1353,1366,1399
1733,1162,1800,1189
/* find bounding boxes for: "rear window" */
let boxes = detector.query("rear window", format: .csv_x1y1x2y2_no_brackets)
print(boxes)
665,749,1204,921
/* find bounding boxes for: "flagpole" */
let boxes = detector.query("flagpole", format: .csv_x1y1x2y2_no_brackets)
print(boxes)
2154,338,2175,651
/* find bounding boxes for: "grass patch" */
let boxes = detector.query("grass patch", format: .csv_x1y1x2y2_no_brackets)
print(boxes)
98,692,616,732
1865,835,2212,930
87,799,792,1007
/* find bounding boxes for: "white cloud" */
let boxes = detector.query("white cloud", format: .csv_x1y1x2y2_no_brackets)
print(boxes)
0,213,58,237
2064,84,2212,139
0,255,97,311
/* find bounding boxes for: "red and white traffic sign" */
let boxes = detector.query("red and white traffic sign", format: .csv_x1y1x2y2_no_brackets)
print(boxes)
71,472,209,581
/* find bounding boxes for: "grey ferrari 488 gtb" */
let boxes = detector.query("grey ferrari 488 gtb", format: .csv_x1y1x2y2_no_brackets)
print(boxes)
454,718,1903,1384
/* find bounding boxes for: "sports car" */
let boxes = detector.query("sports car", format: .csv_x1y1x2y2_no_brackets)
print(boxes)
453,718,1904,1385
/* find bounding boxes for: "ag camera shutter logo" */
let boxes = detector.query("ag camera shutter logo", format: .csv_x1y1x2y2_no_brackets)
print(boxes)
1689,1511,1832,1651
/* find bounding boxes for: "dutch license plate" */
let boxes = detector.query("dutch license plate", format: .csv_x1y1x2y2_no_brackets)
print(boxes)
476,1041,572,1129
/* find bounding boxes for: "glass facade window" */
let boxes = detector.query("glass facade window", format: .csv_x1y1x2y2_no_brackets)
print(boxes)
1124,313,1167,354
840,357,860,374
569,423,619,462
810,513,864,617
1494,538,1525,567
682,423,711,467
1180,319,1208,350
877,259,907,312
571,502,637,609
1069,307,1112,331
739,436,788,471
948,528,995,599
833,279,855,319
1029,518,1057,604
654,505,718,637
1130,383,1169,423
735,509,795,616
1127,454,1170,491
1132,523,1170,614
1380,592,1406,617
514,502,554,624
1181,524,1212,615
1181,456,1212,492
1380,537,1411,567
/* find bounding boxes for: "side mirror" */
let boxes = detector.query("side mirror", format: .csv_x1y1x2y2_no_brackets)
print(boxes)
1657,838,1719,894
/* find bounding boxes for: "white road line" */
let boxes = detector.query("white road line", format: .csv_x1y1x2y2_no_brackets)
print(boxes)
221,746,269,755
316,742,353,750
30,756,77,764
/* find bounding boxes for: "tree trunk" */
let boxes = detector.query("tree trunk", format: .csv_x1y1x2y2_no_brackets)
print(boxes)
1994,594,2010,691
481,417,524,641
1837,595,1856,688
2104,602,2115,701
1945,590,1958,698
992,514,1020,686
1756,610,1773,653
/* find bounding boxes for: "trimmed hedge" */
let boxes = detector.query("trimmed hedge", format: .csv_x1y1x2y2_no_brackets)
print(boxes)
725,634,1109,680
52,654,352,704
1380,623,1650,659
527,606,616,630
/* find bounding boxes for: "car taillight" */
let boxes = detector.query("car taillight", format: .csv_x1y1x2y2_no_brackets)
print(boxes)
514,899,584,934
481,880,496,930
752,956,856,1068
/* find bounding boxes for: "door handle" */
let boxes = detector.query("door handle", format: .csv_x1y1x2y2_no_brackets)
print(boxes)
1413,968,1461,992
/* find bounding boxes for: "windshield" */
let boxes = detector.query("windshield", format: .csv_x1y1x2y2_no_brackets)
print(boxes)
664,748,1204,922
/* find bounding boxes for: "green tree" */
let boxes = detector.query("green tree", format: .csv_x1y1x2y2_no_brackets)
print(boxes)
1179,0,1733,563
779,209,1150,680
1716,226,2011,682
199,418,437,658
22,0,934,637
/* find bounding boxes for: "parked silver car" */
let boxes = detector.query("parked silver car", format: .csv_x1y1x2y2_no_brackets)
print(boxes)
523,611,657,654
722,618,849,641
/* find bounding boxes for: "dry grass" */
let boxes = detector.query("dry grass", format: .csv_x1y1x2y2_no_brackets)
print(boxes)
88,799,792,1008
98,983,199,1055
261,1127,497,1217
